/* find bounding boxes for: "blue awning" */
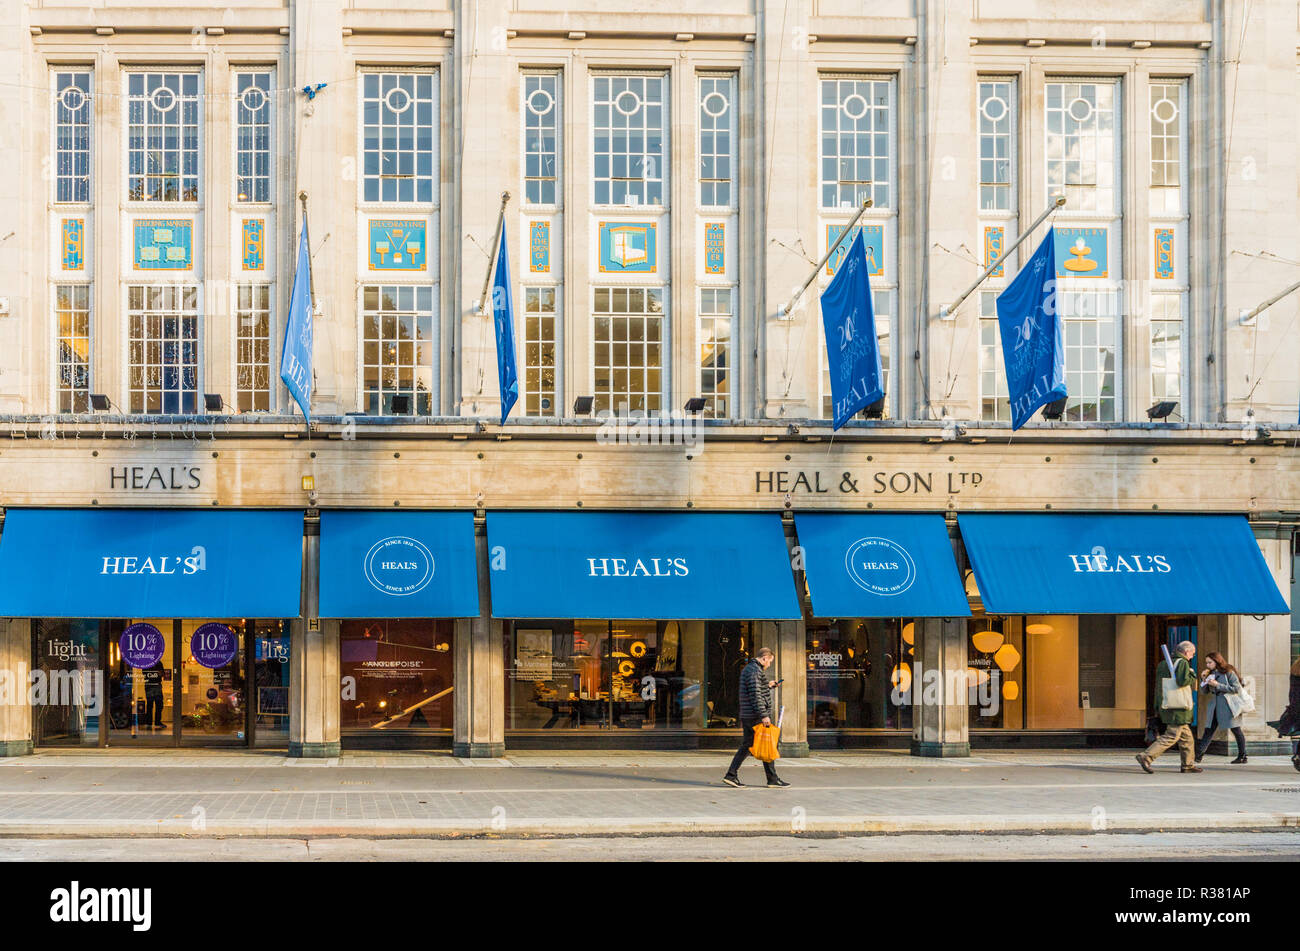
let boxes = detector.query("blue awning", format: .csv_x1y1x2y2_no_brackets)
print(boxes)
318,511,480,618
485,511,801,619
796,513,971,618
0,508,303,618
958,513,1289,616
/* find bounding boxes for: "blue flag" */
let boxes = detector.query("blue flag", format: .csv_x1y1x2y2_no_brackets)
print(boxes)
995,228,1066,430
491,221,519,425
280,214,313,422
820,229,884,430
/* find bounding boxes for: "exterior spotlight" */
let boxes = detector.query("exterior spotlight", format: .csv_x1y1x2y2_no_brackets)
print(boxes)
683,397,707,414
1041,398,1066,421
204,393,225,413
89,394,112,412
389,394,411,415
573,396,594,416
863,397,885,419
1146,400,1177,421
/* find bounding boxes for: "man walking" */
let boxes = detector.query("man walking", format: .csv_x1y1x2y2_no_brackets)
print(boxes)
1136,639,1202,774
722,647,789,788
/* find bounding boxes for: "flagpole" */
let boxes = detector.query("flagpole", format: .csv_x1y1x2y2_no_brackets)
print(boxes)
299,191,314,304
298,191,312,437
781,198,872,316
1239,279,1300,324
940,194,1066,319
477,191,511,315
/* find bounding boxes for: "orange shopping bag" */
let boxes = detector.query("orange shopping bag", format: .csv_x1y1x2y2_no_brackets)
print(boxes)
749,723,781,762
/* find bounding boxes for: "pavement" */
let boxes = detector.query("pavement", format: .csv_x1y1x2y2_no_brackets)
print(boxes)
0,748,1297,839
4,832,1300,861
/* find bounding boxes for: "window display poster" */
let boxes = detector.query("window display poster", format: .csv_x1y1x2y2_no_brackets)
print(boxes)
1078,616,1116,708
516,629,553,681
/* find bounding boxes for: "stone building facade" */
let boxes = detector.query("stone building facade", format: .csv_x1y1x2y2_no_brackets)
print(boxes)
0,0,1296,758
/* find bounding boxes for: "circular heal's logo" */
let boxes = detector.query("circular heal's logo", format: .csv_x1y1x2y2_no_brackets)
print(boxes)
845,537,916,596
364,536,434,597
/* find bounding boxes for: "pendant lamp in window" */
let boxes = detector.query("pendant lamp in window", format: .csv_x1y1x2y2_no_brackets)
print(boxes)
971,626,1004,654
993,642,1022,672
890,662,912,694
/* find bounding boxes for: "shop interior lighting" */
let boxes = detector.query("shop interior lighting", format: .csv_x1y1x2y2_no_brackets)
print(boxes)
993,643,1022,672
971,628,1005,653
890,662,912,693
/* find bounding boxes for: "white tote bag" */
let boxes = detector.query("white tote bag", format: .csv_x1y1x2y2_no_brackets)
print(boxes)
1236,676,1257,715
1225,691,1245,718
1160,645,1193,711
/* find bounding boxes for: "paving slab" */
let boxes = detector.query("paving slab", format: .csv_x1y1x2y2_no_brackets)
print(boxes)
0,749,1296,838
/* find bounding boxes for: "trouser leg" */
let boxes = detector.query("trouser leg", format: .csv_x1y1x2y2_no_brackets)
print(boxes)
1231,727,1246,758
1196,711,1218,757
726,721,755,777
1175,725,1196,768
1144,724,1182,760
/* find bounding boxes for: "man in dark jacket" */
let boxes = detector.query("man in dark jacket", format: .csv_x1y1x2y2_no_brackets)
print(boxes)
723,647,789,787
1136,640,1201,774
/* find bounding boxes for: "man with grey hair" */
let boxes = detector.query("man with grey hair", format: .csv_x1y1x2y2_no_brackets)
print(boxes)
1137,639,1202,774
723,646,789,787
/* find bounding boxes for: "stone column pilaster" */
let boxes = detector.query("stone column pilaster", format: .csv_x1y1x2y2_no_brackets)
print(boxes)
0,619,33,756
911,616,970,757
758,619,807,757
289,520,339,757
454,519,504,757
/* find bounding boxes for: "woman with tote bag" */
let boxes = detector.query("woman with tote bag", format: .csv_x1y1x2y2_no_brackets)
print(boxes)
1195,652,1247,765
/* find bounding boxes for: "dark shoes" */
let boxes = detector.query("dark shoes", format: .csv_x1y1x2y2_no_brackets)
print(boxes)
1135,754,1154,774
723,774,790,788
1181,765,1204,773
1230,755,1248,765
1292,754,1300,773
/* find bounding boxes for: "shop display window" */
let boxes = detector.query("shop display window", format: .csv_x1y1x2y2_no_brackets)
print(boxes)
805,618,912,731
504,619,752,731
968,614,1149,730
340,619,454,731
